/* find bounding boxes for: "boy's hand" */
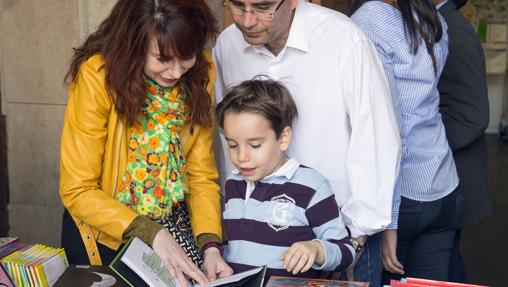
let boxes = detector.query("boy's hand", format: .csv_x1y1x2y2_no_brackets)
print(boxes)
280,240,324,274
203,247,233,281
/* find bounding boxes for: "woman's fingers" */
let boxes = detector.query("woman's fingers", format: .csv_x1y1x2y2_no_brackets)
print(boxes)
178,254,208,284
174,266,191,287
382,253,404,274
186,265,208,284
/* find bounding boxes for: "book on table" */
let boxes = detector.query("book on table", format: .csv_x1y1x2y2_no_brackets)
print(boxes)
109,237,266,287
265,276,369,287
0,240,68,287
388,278,489,287
54,264,128,287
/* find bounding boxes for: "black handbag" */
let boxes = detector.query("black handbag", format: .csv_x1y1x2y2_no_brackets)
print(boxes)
157,202,204,268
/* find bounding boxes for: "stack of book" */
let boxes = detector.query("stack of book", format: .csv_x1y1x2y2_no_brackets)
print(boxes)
387,278,488,287
0,237,69,287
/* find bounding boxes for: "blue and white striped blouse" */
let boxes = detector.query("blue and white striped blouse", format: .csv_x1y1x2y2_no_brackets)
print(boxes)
351,1,459,228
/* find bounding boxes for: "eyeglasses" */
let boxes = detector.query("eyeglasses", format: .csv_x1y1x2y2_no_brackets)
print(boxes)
222,0,286,21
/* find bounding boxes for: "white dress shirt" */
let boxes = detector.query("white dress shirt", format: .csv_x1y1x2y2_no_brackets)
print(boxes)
213,0,401,237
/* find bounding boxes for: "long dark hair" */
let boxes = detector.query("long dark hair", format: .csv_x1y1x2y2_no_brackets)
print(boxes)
347,0,442,57
65,0,218,126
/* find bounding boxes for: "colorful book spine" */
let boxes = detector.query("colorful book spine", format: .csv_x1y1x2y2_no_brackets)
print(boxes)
0,243,68,287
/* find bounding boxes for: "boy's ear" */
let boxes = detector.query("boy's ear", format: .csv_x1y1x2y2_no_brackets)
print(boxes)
279,127,292,151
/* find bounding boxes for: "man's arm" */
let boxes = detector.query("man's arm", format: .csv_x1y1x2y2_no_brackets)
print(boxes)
438,18,489,151
339,37,402,237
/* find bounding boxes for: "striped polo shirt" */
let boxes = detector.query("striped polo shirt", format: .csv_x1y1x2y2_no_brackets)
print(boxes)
223,158,355,279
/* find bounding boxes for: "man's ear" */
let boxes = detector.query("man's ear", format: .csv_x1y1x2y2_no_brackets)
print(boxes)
279,126,292,151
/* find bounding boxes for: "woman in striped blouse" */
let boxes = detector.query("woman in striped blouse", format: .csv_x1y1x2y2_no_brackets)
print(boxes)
349,0,463,284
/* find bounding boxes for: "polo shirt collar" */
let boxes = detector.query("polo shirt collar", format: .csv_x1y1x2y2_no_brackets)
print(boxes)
231,157,300,181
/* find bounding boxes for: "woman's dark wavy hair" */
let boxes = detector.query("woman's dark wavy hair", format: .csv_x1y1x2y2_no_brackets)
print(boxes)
347,0,442,57
65,0,218,126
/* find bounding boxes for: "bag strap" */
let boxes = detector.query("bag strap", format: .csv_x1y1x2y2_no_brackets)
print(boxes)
376,0,438,75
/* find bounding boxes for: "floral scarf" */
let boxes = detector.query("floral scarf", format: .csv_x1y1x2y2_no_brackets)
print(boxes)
116,78,188,220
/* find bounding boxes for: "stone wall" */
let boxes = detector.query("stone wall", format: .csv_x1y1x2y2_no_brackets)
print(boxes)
0,0,224,247
469,0,508,133
471,0,508,24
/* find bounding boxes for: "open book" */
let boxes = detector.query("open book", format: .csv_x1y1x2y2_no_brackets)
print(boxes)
110,237,265,287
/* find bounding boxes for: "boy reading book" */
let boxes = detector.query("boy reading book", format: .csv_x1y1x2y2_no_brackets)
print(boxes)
215,79,355,279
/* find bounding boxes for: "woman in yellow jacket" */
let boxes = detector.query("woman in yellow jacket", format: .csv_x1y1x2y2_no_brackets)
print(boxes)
59,0,232,285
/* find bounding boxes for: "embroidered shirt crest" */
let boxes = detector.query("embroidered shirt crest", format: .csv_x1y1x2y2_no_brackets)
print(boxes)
267,194,296,232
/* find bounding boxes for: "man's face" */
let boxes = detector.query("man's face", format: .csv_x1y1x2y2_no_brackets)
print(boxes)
229,0,297,50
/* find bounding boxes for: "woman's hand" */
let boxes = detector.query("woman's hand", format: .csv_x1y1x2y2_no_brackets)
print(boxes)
202,247,233,281
152,229,209,287
280,240,324,275
381,229,404,274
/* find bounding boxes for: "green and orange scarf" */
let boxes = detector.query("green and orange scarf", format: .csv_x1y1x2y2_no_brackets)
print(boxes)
116,78,188,219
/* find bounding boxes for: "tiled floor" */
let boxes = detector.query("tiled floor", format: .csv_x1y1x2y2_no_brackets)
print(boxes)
462,135,508,286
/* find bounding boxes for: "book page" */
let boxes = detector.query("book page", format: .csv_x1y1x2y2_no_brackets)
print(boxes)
193,266,264,287
121,237,179,287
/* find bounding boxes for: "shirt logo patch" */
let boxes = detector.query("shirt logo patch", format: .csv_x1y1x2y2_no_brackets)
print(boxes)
267,194,296,232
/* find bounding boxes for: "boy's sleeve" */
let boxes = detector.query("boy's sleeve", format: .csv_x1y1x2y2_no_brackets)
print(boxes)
305,180,355,271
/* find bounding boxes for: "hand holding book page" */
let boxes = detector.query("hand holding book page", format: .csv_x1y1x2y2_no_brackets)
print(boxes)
119,237,266,287
121,237,182,287
152,228,208,286
202,247,233,281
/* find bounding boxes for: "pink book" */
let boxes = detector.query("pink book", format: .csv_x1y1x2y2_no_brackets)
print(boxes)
404,278,489,287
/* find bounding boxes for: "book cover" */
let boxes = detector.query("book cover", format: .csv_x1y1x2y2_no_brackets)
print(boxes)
109,238,148,287
0,238,19,249
265,276,369,287
194,266,266,287
0,263,14,287
404,278,489,287
54,265,129,287
0,243,68,287
111,237,266,287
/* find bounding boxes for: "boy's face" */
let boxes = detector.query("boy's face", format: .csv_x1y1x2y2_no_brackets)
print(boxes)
223,111,291,182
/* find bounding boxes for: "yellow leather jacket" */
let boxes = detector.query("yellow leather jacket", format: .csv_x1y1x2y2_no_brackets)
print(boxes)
60,52,221,265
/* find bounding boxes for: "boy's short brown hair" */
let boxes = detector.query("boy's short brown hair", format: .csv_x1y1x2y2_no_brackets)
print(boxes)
215,78,298,138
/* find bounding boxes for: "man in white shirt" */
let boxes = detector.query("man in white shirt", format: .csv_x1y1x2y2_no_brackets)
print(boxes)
213,0,401,285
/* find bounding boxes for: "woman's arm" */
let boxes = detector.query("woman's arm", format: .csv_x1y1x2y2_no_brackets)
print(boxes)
184,52,222,241
60,58,138,241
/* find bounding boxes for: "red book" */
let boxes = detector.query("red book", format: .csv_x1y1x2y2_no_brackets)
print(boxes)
390,280,427,287
404,278,489,287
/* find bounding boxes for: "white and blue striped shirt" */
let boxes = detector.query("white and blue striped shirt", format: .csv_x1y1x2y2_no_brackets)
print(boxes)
352,1,459,229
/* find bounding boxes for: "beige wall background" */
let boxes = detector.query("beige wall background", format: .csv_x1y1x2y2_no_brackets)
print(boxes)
0,0,224,247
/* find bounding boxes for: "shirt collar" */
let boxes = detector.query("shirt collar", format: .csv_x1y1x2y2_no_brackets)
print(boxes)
285,0,310,53
231,157,300,182
242,0,310,54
